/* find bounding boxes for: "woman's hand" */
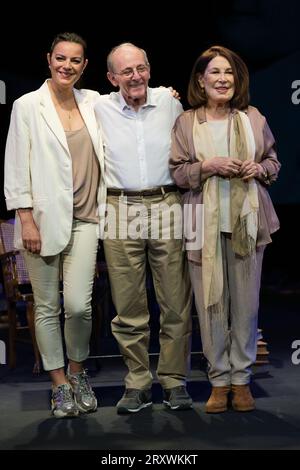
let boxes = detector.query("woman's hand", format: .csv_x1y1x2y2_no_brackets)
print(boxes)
17,209,41,254
239,161,264,181
203,157,242,178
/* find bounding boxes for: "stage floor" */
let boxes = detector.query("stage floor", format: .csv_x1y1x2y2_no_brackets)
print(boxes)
0,290,300,450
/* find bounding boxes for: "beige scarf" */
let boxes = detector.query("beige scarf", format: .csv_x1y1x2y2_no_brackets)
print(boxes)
193,110,259,310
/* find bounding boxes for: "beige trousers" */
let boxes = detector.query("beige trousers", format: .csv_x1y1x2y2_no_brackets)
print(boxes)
103,192,192,389
189,233,265,386
24,220,98,371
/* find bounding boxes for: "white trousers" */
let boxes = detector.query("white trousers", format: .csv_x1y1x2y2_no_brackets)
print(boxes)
24,220,98,371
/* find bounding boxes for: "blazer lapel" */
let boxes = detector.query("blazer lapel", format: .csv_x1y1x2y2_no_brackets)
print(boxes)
75,89,101,161
39,82,102,162
39,81,71,156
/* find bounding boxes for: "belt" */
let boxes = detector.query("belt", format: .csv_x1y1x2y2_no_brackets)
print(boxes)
107,185,177,197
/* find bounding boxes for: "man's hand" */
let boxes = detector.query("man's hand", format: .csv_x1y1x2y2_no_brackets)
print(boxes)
168,86,181,100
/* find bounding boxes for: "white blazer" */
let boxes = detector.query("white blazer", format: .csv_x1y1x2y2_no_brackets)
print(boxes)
4,80,106,256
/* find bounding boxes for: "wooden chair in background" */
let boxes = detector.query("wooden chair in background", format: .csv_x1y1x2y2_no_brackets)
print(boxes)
0,219,41,374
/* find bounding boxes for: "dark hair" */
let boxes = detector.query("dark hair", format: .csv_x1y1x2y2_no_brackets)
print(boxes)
187,45,249,110
49,32,87,58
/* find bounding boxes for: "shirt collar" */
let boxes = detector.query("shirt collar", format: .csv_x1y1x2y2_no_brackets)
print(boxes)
118,87,157,111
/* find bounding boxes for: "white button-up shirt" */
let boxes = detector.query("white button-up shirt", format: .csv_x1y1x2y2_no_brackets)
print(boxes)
95,87,183,190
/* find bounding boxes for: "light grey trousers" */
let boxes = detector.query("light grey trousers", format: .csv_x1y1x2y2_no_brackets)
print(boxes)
189,233,265,386
24,220,98,371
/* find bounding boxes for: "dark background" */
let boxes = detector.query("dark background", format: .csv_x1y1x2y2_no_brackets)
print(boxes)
0,0,299,286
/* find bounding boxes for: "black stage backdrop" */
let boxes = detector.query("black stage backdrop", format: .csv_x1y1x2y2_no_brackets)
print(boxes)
0,0,299,283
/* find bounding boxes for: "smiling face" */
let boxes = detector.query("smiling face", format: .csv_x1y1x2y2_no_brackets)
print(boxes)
199,55,235,106
47,41,88,90
107,45,150,108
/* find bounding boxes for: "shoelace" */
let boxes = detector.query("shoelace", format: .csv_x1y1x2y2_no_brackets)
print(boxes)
53,385,73,405
170,386,189,398
74,370,93,396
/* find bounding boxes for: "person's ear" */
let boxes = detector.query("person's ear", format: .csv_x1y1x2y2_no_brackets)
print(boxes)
198,75,204,89
82,58,88,73
107,71,119,88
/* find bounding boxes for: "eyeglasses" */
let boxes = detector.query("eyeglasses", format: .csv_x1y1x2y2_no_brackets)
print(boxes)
113,64,149,78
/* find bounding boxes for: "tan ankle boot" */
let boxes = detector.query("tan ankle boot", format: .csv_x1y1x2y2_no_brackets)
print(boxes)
231,384,255,412
205,386,231,413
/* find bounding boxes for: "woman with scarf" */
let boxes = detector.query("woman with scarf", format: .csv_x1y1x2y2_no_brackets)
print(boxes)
170,46,280,413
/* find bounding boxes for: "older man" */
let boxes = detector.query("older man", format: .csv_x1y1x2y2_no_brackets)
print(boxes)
95,43,192,414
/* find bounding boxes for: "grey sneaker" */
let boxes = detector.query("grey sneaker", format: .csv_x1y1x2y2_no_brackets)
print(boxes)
67,368,98,413
163,385,193,410
117,388,152,414
51,383,79,418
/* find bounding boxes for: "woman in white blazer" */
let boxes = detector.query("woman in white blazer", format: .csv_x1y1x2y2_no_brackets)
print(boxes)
4,32,106,418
